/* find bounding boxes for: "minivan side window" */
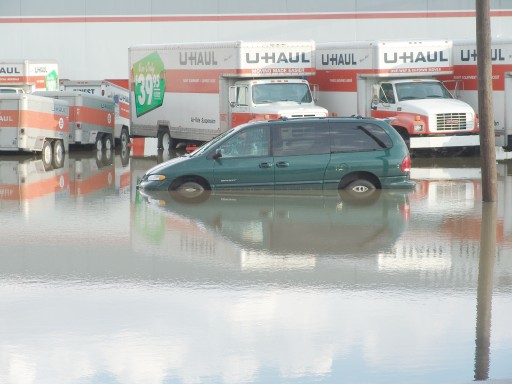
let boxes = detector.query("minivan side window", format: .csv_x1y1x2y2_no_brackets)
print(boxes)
272,123,330,156
218,125,270,158
330,122,393,152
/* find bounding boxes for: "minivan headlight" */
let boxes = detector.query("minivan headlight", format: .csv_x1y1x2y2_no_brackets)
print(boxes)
147,174,166,181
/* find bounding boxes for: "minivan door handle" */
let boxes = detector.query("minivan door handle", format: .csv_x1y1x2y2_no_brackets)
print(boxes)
259,162,273,168
275,161,289,168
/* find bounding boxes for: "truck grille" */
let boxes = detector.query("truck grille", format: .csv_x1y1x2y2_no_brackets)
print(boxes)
435,113,468,131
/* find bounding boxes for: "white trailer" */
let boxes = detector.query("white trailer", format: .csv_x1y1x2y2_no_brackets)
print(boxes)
35,91,116,151
102,79,130,147
445,38,512,160
0,60,59,93
0,93,69,168
312,40,480,152
60,79,130,147
128,40,328,150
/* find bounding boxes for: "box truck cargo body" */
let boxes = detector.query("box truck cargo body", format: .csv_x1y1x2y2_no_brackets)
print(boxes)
0,94,69,167
0,60,59,93
129,40,328,150
443,39,512,159
35,91,116,150
312,40,480,151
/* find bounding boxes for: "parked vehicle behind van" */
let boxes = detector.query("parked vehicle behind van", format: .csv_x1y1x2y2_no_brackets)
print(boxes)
137,117,415,201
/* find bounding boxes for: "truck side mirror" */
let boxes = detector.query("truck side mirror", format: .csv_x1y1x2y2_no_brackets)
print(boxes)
229,86,237,107
371,84,380,108
310,84,319,102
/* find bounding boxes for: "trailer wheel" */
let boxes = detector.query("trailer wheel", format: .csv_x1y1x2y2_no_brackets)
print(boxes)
103,134,113,150
52,140,65,169
95,135,103,151
41,141,53,169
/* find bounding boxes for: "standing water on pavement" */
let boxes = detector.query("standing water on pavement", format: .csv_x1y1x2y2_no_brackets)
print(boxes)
0,151,511,384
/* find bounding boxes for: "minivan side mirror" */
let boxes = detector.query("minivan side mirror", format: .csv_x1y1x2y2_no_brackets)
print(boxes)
212,148,223,160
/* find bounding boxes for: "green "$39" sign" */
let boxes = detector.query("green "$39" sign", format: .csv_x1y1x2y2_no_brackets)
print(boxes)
133,52,166,117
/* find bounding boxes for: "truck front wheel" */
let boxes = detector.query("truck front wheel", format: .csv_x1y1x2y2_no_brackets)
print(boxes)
119,128,130,148
158,130,174,151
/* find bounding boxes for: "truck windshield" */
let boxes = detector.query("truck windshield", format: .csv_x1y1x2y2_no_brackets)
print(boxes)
252,83,312,104
395,81,453,101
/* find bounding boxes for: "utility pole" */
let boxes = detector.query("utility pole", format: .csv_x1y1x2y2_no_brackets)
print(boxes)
476,0,498,202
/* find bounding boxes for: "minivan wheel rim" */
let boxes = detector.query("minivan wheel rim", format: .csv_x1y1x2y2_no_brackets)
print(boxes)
352,185,369,193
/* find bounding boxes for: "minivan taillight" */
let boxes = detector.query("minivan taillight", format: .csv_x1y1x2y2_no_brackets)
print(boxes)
401,154,411,173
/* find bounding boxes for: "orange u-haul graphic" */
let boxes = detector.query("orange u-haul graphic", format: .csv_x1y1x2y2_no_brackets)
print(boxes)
35,91,115,150
0,93,69,157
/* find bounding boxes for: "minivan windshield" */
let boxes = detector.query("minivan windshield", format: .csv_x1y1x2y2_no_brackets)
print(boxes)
189,127,239,157
252,83,312,104
395,81,453,101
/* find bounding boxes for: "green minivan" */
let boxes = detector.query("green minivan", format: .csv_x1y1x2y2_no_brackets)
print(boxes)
137,117,415,201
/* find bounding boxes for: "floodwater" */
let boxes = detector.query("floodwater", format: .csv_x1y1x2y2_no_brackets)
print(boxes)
0,149,511,384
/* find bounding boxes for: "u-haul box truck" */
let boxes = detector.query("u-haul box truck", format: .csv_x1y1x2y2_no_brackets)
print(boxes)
312,40,480,151
444,39,512,160
0,94,69,167
0,60,59,93
35,91,115,150
128,40,328,150
60,79,130,147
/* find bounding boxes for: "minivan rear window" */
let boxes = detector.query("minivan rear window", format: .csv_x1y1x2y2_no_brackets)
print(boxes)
330,122,393,152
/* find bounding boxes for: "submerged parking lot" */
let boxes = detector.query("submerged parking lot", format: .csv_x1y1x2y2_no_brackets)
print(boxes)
0,150,511,384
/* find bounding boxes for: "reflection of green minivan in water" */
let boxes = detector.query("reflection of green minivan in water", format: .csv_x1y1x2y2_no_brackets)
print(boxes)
139,189,412,256
137,117,415,202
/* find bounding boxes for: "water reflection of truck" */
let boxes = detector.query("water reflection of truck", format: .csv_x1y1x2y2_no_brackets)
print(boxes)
138,190,411,257
312,40,480,153
0,155,69,212
384,159,512,275
68,152,116,198
128,40,328,150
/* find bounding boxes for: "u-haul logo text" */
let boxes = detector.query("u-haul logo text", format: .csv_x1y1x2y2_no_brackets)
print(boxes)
321,53,357,66
0,114,14,122
384,50,449,64
0,67,20,75
246,52,310,64
179,51,218,66
459,49,506,62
